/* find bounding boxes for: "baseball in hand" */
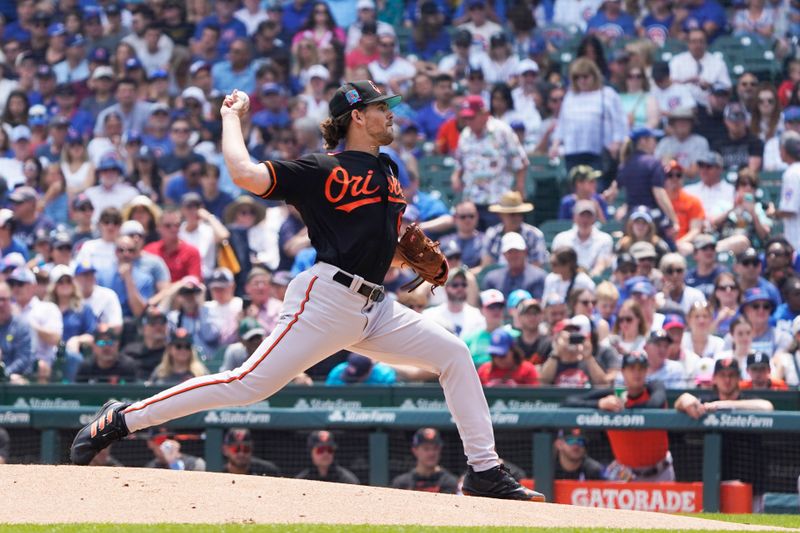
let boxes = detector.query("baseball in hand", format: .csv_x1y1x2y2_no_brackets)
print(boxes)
223,89,250,117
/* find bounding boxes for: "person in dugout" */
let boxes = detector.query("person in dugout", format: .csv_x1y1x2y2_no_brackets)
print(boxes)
563,351,674,482
391,427,458,494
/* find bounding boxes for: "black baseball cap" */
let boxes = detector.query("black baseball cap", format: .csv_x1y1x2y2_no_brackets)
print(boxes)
714,358,741,375
412,427,443,447
329,80,401,119
307,430,336,451
746,351,770,369
622,351,649,368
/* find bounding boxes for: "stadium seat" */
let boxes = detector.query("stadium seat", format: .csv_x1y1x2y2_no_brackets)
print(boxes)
539,219,573,247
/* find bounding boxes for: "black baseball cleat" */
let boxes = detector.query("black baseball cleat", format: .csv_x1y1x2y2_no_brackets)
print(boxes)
462,464,546,502
70,400,130,465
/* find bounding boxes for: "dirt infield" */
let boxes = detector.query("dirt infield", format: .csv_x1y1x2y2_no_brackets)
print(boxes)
0,465,787,529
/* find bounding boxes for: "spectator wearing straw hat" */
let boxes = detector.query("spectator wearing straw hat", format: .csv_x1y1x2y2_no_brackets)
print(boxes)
481,191,546,267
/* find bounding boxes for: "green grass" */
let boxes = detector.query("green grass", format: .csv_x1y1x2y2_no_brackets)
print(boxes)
1,515,798,533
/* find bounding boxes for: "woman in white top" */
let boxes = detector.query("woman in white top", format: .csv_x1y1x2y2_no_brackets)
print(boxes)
774,320,800,386
607,299,647,356
543,247,595,301
60,129,95,194
714,315,754,380
550,57,627,182
489,83,524,129
682,301,725,358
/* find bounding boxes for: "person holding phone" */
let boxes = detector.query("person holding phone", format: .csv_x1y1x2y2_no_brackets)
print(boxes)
713,168,773,251
538,315,608,388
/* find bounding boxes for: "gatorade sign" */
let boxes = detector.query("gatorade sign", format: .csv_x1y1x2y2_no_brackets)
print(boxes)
557,481,701,512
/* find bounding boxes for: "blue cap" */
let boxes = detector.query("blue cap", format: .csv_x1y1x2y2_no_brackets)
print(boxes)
663,313,686,330
149,69,168,80
90,47,110,64
105,3,122,15
260,82,282,95
67,34,86,48
74,260,96,275
47,23,66,37
36,65,55,78
740,287,775,310
488,328,514,356
528,35,547,55
625,275,656,296
509,120,525,131
97,157,124,173
630,127,663,142
785,106,800,122
66,128,82,143
83,6,102,20
507,289,532,310
125,57,143,70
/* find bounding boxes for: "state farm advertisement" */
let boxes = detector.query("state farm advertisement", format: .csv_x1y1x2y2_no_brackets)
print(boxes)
553,481,752,513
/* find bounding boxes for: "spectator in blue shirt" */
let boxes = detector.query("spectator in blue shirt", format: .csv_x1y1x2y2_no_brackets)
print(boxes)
165,158,205,206
408,2,452,61
252,83,291,131
211,37,256,95
678,0,726,41
4,3,40,44
194,0,248,55
586,0,636,42
639,0,674,46
0,280,34,382
416,73,456,141
326,353,398,385
772,277,800,334
282,0,314,39
559,165,609,222
0,210,30,260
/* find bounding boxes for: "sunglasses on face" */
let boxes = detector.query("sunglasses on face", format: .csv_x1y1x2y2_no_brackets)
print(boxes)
740,259,760,267
716,284,738,291
667,172,683,178
578,299,596,306
456,213,477,219
55,244,72,251
617,315,635,323
664,267,684,275
314,446,334,455
759,97,775,104
627,73,644,79
116,247,135,254
96,339,117,347
172,343,192,350
6,280,23,288
230,444,252,454
748,303,772,311
145,317,167,326
486,303,504,311
564,437,586,447
448,282,467,288
100,219,121,226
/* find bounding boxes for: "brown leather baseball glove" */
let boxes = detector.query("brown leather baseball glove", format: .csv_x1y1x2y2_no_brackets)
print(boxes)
396,223,449,292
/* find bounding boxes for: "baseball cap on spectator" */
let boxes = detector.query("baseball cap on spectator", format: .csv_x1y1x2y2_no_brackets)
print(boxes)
611,48,631,62
629,241,657,262
8,267,35,285
574,199,596,216
500,231,526,253
246,266,271,282
120,220,145,237
65,129,82,144
180,191,203,208
569,165,601,184
9,186,38,204
125,131,143,145
544,292,565,307
509,120,525,132
488,328,514,356
630,127,663,142
528,35,547,56
453,29,472,47
33,12,51,25
189,61,212,77
459,95,485,118
647,329,672,344
357,0,376,9
47,23,66,37
34,227,51,245
135,145,156,161
737,247,761,264
412,427,443,447
178,275,204,294
238,317,266,341
307,64,330,81
94,324,120,343
668,107,694,121
72,193,93,211
271,270,293,287
51,231,73,248
169,327,193,345
622,351,649,368
149,102,170,116
224,428,253,446
90,47,110,64
149,69,169,81
782,131,800,160
784,106,800,122
713,358,740,375
481,289,505,307
518,298,542,314
442,240,462,259
50,115,70,129
36,65,55,79
328,80,401,119
400,122,420,135
105,3,122,15
73,260,96,276
507,289,532,310
83,6,102,21
307,430,336,451
724,102,748,122
141,306,167,325
465,65,484,79
664,159,683,175
343,353,374,382
651,61,670,81
260,82,283,96
711,82,731,95
515,58,539,77
1,252,24,272
662,313,686,330
489,32,508,48
740,287,774,311
697,151,724,167
29,105,48,126
565,314,591,337
55,83,76,96
49,264,73,284
626,275,656,296
629,205,653,224
97,157,124,173
693,233,717,251
67,34,86,48
420,1,440,15
124,57,143,71
208,267,235,288
614,252,636,271
10,125,31,143
746,351,770,369
468,0,486,8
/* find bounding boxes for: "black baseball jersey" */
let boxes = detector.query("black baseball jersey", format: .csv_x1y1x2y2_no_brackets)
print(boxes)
261,151,406,284
390,468,459,493
224,457,282,477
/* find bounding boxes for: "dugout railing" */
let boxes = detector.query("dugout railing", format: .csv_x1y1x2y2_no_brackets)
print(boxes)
1,403,799,512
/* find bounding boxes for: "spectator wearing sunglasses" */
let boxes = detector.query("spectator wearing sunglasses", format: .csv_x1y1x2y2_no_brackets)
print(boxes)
146,327,209,385
296,430,360,485
423,268,485,340
685,234,725,299
553,429,605,481
724,287,791,356
438,201,484,269
223,428,281,477
75,323,138,384
733,247,781,307
658,253,706,315
121,306,170,380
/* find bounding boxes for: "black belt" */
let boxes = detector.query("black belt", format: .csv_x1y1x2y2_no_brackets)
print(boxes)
332,271,385,302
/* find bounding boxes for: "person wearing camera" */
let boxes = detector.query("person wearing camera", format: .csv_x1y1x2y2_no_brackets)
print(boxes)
564,351,674,482
538,315,607,388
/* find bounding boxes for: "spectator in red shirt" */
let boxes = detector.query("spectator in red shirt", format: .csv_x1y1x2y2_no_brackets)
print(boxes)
478,328,538,386
143,207,202,281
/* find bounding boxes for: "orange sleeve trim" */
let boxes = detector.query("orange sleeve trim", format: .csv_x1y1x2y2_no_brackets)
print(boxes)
123,276,318,415
259,161,278,198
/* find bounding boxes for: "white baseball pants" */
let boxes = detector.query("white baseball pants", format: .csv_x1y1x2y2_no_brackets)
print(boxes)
122,262,500,471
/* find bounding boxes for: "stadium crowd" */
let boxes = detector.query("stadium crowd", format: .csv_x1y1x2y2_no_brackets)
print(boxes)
0,0,797,397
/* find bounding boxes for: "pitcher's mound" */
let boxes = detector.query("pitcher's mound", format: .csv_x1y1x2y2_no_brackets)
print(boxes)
0,465,782,529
